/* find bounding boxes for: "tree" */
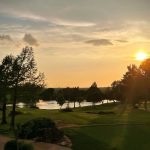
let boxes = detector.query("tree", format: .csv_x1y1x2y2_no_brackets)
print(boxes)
140,58,150,109
0,55,14,124
77,89,86,107
70,87,80,108
18,82,44,107
122,65,144,106
103,87,116,103
111,80,124,103
40,88,55,101
61,87,72,108
86,82,103,105
56,90,65,109
10,47,44,128
111,65,144,107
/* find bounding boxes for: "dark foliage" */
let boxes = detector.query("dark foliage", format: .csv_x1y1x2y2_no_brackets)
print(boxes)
86,82,103,104
61,107,73,112
4,140,33,150
40,88,55,100
18,118,64,143
36,127,64,143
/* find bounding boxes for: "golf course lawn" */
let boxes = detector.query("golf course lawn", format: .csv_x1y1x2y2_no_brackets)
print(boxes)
1,103,150,150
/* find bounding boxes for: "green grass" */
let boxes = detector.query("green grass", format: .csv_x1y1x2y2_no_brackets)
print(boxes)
1,103,150,150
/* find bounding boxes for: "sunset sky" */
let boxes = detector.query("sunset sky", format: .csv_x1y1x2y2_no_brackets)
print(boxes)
0,0,150,87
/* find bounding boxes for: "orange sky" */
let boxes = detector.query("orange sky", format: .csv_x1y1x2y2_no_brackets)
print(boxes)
0,0,150,87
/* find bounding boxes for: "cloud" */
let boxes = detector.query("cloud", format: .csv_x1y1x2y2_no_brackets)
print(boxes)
85,39,113,46
51,18,96,27
0,34,13,41
23,34,38,46
116,40,128,43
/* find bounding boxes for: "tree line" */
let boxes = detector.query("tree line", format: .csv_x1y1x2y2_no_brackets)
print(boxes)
39,58,150,110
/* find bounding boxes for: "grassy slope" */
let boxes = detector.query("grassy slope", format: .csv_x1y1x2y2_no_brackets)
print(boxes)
0,103,150,150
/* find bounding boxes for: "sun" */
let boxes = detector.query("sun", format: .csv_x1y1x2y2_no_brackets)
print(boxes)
136,52,148,61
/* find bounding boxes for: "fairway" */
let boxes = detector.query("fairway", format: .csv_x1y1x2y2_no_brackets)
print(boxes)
65,125,150,150
0,103,150,150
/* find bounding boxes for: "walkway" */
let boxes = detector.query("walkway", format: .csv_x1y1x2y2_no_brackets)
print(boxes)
0,135,71,150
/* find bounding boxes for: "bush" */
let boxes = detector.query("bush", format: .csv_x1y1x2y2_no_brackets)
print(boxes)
21,143,34,150
61,107,73,112
36,127,64,143
4,140,33,150
29,105,39,109
18,118,64,143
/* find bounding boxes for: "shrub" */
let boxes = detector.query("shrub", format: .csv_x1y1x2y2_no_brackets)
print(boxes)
21,143,34,150
36,127,64,143
4,140,33,150
29,105,39,109
18,118,64,143
61,107,73,112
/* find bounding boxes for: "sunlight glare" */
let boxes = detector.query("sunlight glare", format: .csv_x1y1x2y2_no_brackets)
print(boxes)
136,52,148,61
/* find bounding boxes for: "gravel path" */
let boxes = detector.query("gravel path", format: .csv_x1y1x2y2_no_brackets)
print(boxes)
0,135,71,150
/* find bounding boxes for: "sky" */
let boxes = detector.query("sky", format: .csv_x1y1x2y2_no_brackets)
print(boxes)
0,0,150,87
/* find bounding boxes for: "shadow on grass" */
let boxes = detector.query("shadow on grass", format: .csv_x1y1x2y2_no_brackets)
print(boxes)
65,128,116,150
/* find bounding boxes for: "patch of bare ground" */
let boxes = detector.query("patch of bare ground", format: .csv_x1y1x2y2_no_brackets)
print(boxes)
0,135,72,150
55,120,79,129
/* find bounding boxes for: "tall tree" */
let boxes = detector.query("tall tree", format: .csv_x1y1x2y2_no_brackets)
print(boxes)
0,55,14,124
10,47,44,128
111,65,144,107
140,58,150,109
121,65,144,106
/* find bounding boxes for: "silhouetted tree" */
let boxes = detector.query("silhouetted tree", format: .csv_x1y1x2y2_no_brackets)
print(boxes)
103,87,116,103
40,88,55,101
70,87,80,108
111,80,124,103
77,89,86,107
18,82,44,107
0,55,14,124
140,58,150,109
86,82,103,105
111,65,144,107
61,87,72,108
56,90,65,109
10,47,44,128
122,65,144,106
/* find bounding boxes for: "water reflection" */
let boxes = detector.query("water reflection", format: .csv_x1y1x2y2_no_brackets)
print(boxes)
7,102,26,108
36,100,113,110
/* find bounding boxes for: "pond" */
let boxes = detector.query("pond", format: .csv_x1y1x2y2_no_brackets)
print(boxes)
7,100,115,110
36,100,114,110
